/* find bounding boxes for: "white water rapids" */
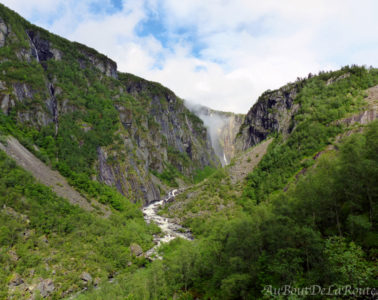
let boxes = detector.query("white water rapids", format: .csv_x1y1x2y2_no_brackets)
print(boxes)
142,189,193,259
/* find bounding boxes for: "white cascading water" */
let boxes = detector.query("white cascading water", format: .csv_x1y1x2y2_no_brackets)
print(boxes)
223,152,228,165
142,189,192,259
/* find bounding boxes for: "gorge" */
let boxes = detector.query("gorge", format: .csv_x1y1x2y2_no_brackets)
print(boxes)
0,3,377,299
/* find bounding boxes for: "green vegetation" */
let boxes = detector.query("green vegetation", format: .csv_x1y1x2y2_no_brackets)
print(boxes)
193,166,217,183
0,150,159,299
151,163,181,187
79,121,378,299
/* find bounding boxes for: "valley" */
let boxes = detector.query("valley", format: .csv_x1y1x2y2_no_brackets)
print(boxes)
0,3,377,299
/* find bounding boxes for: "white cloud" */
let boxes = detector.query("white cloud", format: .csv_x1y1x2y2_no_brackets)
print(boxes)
1,0,378,113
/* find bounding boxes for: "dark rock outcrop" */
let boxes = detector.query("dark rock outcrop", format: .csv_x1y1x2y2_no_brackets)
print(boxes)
97,146,161,203
119,74,220,175
235,83,300,151
26,30,53,62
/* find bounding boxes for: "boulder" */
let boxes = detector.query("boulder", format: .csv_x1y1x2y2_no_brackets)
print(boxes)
94,277,101,286
8,273,23,286
36,279,54,298
8,250,19,262
38,235,48,244
22,229,35,240
130,243,143,256
80,272,92,283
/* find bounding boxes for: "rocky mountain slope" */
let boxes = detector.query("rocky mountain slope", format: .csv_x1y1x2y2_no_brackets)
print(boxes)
0,136,110,217
235,82,299,152
0,4,219,205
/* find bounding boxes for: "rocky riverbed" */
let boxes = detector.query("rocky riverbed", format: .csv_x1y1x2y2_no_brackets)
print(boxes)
142,190,192,259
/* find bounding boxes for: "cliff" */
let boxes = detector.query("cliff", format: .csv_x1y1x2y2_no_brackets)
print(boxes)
0,4,219,204
235,82,300,152
186,103,244,165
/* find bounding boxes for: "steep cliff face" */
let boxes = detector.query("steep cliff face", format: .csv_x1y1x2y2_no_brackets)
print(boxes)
235,83,300,152
186,104,244,165
0,4,219,204
218,112,245,164
94,75,219,202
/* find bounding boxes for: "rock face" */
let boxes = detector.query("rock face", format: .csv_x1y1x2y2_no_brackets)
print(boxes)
213,112,244,165
79,48,118,79
93,74,220,203
26,30,54,62
186,103,244,165
0,17,8,47
235,83,300,152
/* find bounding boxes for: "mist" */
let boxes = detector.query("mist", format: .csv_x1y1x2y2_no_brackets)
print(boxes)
184,100,231,166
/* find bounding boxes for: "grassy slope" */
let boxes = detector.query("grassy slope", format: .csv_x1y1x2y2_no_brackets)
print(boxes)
0,149,160,299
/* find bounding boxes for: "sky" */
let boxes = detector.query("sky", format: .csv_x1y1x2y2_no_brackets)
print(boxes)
1,0,378,113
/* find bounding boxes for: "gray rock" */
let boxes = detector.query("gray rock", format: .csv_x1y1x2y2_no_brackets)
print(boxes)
94,277,101,286
8,250,19,262
326,72,350,85
12,83,34,103
39,235,48,244
9,274,23,286
80,272,93,283
26,30,53,62
51,48,62,61
0,18,8,47
235,82,300,152
130,243,143,256
36,279,54,298
80,49,118,79
1,94,10,115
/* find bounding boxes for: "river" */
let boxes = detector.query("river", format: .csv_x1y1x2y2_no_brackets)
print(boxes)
142,189,192,259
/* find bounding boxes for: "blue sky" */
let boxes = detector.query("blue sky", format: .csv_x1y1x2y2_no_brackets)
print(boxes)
1,0,378,113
